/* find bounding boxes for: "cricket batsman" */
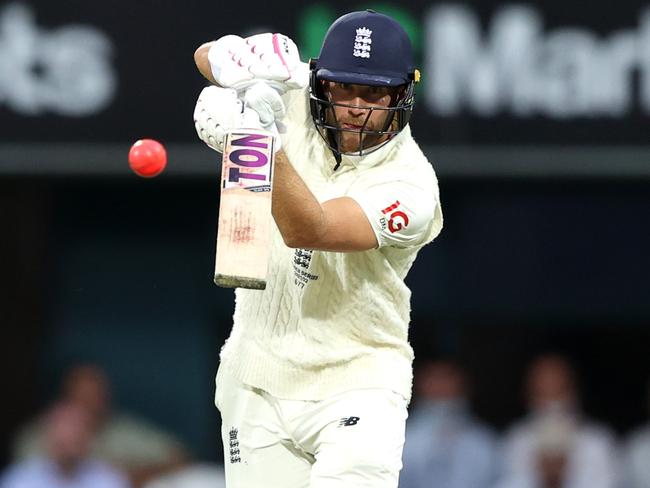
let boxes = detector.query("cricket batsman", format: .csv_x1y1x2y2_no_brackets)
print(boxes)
193,10,443,487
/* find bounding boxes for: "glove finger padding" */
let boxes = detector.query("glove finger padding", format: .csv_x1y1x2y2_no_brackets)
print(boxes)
244,33,307,90
244,81,286,128
193,86,282,153
208,33,308,94
193,86,244,153
207,35,256,90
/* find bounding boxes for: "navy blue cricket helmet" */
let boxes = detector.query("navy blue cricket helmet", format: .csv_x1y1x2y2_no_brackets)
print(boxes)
309,9,420,158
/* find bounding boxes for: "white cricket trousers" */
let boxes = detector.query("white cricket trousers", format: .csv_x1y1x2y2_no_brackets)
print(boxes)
215,368,408,488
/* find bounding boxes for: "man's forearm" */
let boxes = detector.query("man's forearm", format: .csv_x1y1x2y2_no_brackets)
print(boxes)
271,150,325,248
195,42,325,246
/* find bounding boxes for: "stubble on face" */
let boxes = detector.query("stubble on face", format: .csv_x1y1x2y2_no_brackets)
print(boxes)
322,82,399,153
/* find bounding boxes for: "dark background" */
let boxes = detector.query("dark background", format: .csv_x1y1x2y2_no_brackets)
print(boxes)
1,0,650,470
2,176,649,464
3,0,650,144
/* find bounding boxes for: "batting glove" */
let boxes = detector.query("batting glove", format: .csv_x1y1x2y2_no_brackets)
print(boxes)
194,86,245,153
244,81,286,128
193,86,282,153
208,33,308,94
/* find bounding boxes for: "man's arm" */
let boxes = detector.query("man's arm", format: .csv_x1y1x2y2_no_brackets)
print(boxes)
193,40,375,252
272,150,378,252
194,42,217,84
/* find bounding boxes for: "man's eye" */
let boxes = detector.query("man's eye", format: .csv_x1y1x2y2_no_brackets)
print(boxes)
367,87,388,98
373,87,391,96
338,83,351,90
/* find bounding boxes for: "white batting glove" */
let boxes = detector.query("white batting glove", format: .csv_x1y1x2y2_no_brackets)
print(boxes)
194,86,246,153
208,33,308,94
241,107,283,152
244,81,286,128
193,86,282,153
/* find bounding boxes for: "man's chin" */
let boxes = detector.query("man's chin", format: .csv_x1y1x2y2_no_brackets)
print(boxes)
339,137,385,154
340,132,375,150
339,144,359,153
338,137,361,153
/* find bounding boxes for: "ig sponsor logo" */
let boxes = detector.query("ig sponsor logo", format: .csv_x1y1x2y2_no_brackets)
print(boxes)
381,201,409,233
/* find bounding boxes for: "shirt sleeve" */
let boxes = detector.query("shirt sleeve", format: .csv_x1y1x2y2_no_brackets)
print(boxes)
349,180,437,249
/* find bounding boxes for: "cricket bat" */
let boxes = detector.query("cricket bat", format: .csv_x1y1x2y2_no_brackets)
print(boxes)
214,129,275,290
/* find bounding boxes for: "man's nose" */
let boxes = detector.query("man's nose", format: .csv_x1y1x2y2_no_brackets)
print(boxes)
347,98,368,117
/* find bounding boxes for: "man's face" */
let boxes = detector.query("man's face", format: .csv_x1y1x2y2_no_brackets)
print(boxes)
416,361,465,401
526,356,576,413
323,81,400,153
45,403,93,469
63,365,110,429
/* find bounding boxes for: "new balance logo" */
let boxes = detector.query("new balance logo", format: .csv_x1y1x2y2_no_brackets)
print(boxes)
339,416,360,427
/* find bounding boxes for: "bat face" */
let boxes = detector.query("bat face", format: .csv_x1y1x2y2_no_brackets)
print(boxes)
214,129,275,289
222,132,274,192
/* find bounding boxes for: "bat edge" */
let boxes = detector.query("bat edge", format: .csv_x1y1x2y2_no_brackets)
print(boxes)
214,273,267,290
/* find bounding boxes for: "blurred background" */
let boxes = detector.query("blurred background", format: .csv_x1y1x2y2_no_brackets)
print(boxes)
1,0,649,487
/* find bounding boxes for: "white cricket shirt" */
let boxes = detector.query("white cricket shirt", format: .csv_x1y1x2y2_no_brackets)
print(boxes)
217,86,443,403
